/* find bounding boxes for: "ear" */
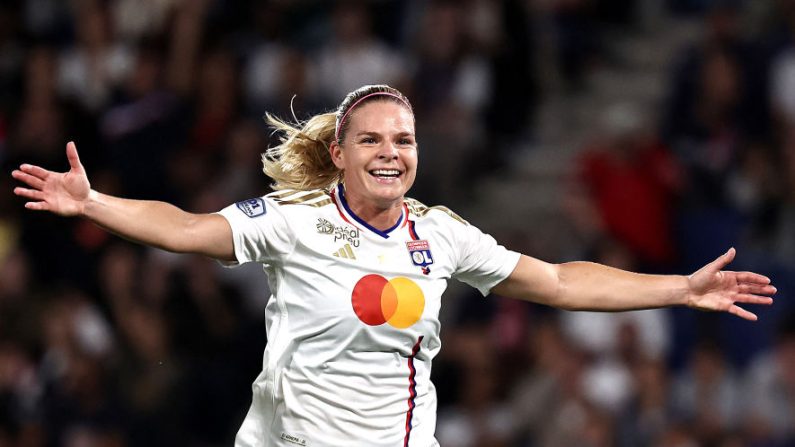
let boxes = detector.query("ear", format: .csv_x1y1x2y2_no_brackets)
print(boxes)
330,141,345,170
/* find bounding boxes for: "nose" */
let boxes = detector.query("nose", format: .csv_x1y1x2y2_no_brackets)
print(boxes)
377,141,399,160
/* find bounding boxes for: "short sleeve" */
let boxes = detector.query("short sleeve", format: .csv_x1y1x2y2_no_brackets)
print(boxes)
216,197,296,266
452,223,521,296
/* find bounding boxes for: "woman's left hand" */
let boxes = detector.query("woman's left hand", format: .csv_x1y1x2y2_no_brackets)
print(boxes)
687,248,776,321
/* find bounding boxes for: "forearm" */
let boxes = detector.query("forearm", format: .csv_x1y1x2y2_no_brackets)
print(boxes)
554,261,690,311
82,190,205,253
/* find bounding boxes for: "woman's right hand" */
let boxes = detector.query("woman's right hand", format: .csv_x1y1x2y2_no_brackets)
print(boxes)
12,141,91,216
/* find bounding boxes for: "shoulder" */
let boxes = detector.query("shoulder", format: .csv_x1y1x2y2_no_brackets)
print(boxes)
266,188,334,208
404,197,468,226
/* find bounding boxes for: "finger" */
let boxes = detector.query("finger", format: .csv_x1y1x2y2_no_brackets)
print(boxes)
707,247,736,273
24,201,51,211
728,304,757,321
734,294,775,305
11,170,46,190
66,141,85,174
738,284,777,296
19,164,52,181
734,271,771,284
13,187,46,201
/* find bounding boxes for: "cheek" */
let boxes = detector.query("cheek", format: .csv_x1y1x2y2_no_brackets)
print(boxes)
405,150,418,168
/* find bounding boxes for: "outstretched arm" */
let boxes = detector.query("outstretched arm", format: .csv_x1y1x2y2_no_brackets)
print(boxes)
12,142,235,261
491,248,775,321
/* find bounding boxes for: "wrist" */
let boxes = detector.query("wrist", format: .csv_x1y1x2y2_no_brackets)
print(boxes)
680,274,694,308
82,189,101,217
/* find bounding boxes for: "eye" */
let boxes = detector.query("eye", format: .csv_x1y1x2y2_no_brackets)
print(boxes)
398,137,415,146
359,136,376,144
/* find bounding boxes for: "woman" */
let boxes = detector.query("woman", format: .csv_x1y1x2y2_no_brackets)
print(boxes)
12,84,776,447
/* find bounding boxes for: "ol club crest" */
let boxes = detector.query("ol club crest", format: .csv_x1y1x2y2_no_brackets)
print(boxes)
406,240,433,275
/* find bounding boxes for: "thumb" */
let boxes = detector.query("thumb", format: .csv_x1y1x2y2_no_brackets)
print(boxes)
66,141,85,174
707,247,736,273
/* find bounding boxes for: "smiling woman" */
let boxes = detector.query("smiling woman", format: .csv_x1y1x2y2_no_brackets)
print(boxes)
264,85,418,231
10,84,777,447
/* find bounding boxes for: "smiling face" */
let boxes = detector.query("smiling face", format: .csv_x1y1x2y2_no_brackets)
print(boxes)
330,100,417,211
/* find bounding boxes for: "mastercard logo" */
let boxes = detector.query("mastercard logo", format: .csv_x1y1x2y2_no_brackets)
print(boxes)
351,275,425,328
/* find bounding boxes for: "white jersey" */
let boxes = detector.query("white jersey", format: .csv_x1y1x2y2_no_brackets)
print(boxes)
217,184,520,447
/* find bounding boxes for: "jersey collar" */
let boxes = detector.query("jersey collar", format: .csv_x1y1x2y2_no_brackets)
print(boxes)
331,184,407,239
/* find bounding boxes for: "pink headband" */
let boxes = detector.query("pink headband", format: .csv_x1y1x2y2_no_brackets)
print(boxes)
334,92,412,142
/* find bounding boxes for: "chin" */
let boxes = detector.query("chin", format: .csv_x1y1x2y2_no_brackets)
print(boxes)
372,191,404,204
367,186,405,203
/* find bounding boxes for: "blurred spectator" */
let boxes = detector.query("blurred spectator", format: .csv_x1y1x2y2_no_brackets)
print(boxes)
745,313,795,445
667,45,746,207
111,0,177,44
114,301,181,447
617,359,675,447
0,4,23,118
38,290,122,446
0,4,22,86
0,340,41,444
727,142,785,253
22,0,71,43
9,45,67,169
550,0,603,91
100,43,186,201
312,1,406,105
57,2,135,113
213,119,269,202
663,2,768,208
408,0,492,205
770,46,795,127
575,102,682,267
665,1,768,135
242,4,322,118
767,132,795,263
436,354,513,447
671,341,741,444
483,0,537,146
187,48,241,155
509,319,595,446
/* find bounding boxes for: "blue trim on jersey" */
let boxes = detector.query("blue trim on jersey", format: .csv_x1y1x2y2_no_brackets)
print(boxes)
337,184,404,239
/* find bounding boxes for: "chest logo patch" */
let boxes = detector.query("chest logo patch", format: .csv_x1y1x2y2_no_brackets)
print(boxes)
316,218,360,247
406,240,433,275
352,275,425,329
235,198,266,218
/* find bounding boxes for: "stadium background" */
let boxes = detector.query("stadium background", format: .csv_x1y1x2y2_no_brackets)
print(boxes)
1,0,795,445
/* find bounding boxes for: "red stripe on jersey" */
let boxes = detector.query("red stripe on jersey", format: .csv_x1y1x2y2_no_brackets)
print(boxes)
404,336,424,447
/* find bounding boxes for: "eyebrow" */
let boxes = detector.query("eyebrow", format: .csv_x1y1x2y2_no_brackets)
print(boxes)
354,131,416,138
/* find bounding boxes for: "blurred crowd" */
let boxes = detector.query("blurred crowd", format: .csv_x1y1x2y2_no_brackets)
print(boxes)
1,0,795,446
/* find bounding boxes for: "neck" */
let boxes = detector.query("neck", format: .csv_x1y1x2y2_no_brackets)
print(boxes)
340,186,404,231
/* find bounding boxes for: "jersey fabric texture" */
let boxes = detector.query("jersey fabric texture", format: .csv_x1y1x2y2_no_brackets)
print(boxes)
217,184,521,447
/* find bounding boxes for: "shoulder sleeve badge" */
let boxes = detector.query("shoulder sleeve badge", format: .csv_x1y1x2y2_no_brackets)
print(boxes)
235,198,267,218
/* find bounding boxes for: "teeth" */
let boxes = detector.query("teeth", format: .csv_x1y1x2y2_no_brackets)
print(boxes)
371,170,400,176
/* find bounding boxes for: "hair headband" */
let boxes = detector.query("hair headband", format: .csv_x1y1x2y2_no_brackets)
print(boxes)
334,92,412,142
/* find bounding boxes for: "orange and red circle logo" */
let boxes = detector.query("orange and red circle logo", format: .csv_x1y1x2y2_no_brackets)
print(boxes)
351,275,425,328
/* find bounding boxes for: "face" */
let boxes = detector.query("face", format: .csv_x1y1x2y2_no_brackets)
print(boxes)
330,100,417,209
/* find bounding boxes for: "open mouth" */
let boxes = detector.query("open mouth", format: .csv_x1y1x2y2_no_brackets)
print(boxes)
369,169,402,179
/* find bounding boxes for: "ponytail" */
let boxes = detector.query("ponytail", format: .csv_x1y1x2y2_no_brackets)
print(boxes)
261,112,341,191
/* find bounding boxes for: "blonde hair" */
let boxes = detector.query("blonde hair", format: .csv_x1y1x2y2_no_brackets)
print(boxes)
262,112,341,191
262,85,413,191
